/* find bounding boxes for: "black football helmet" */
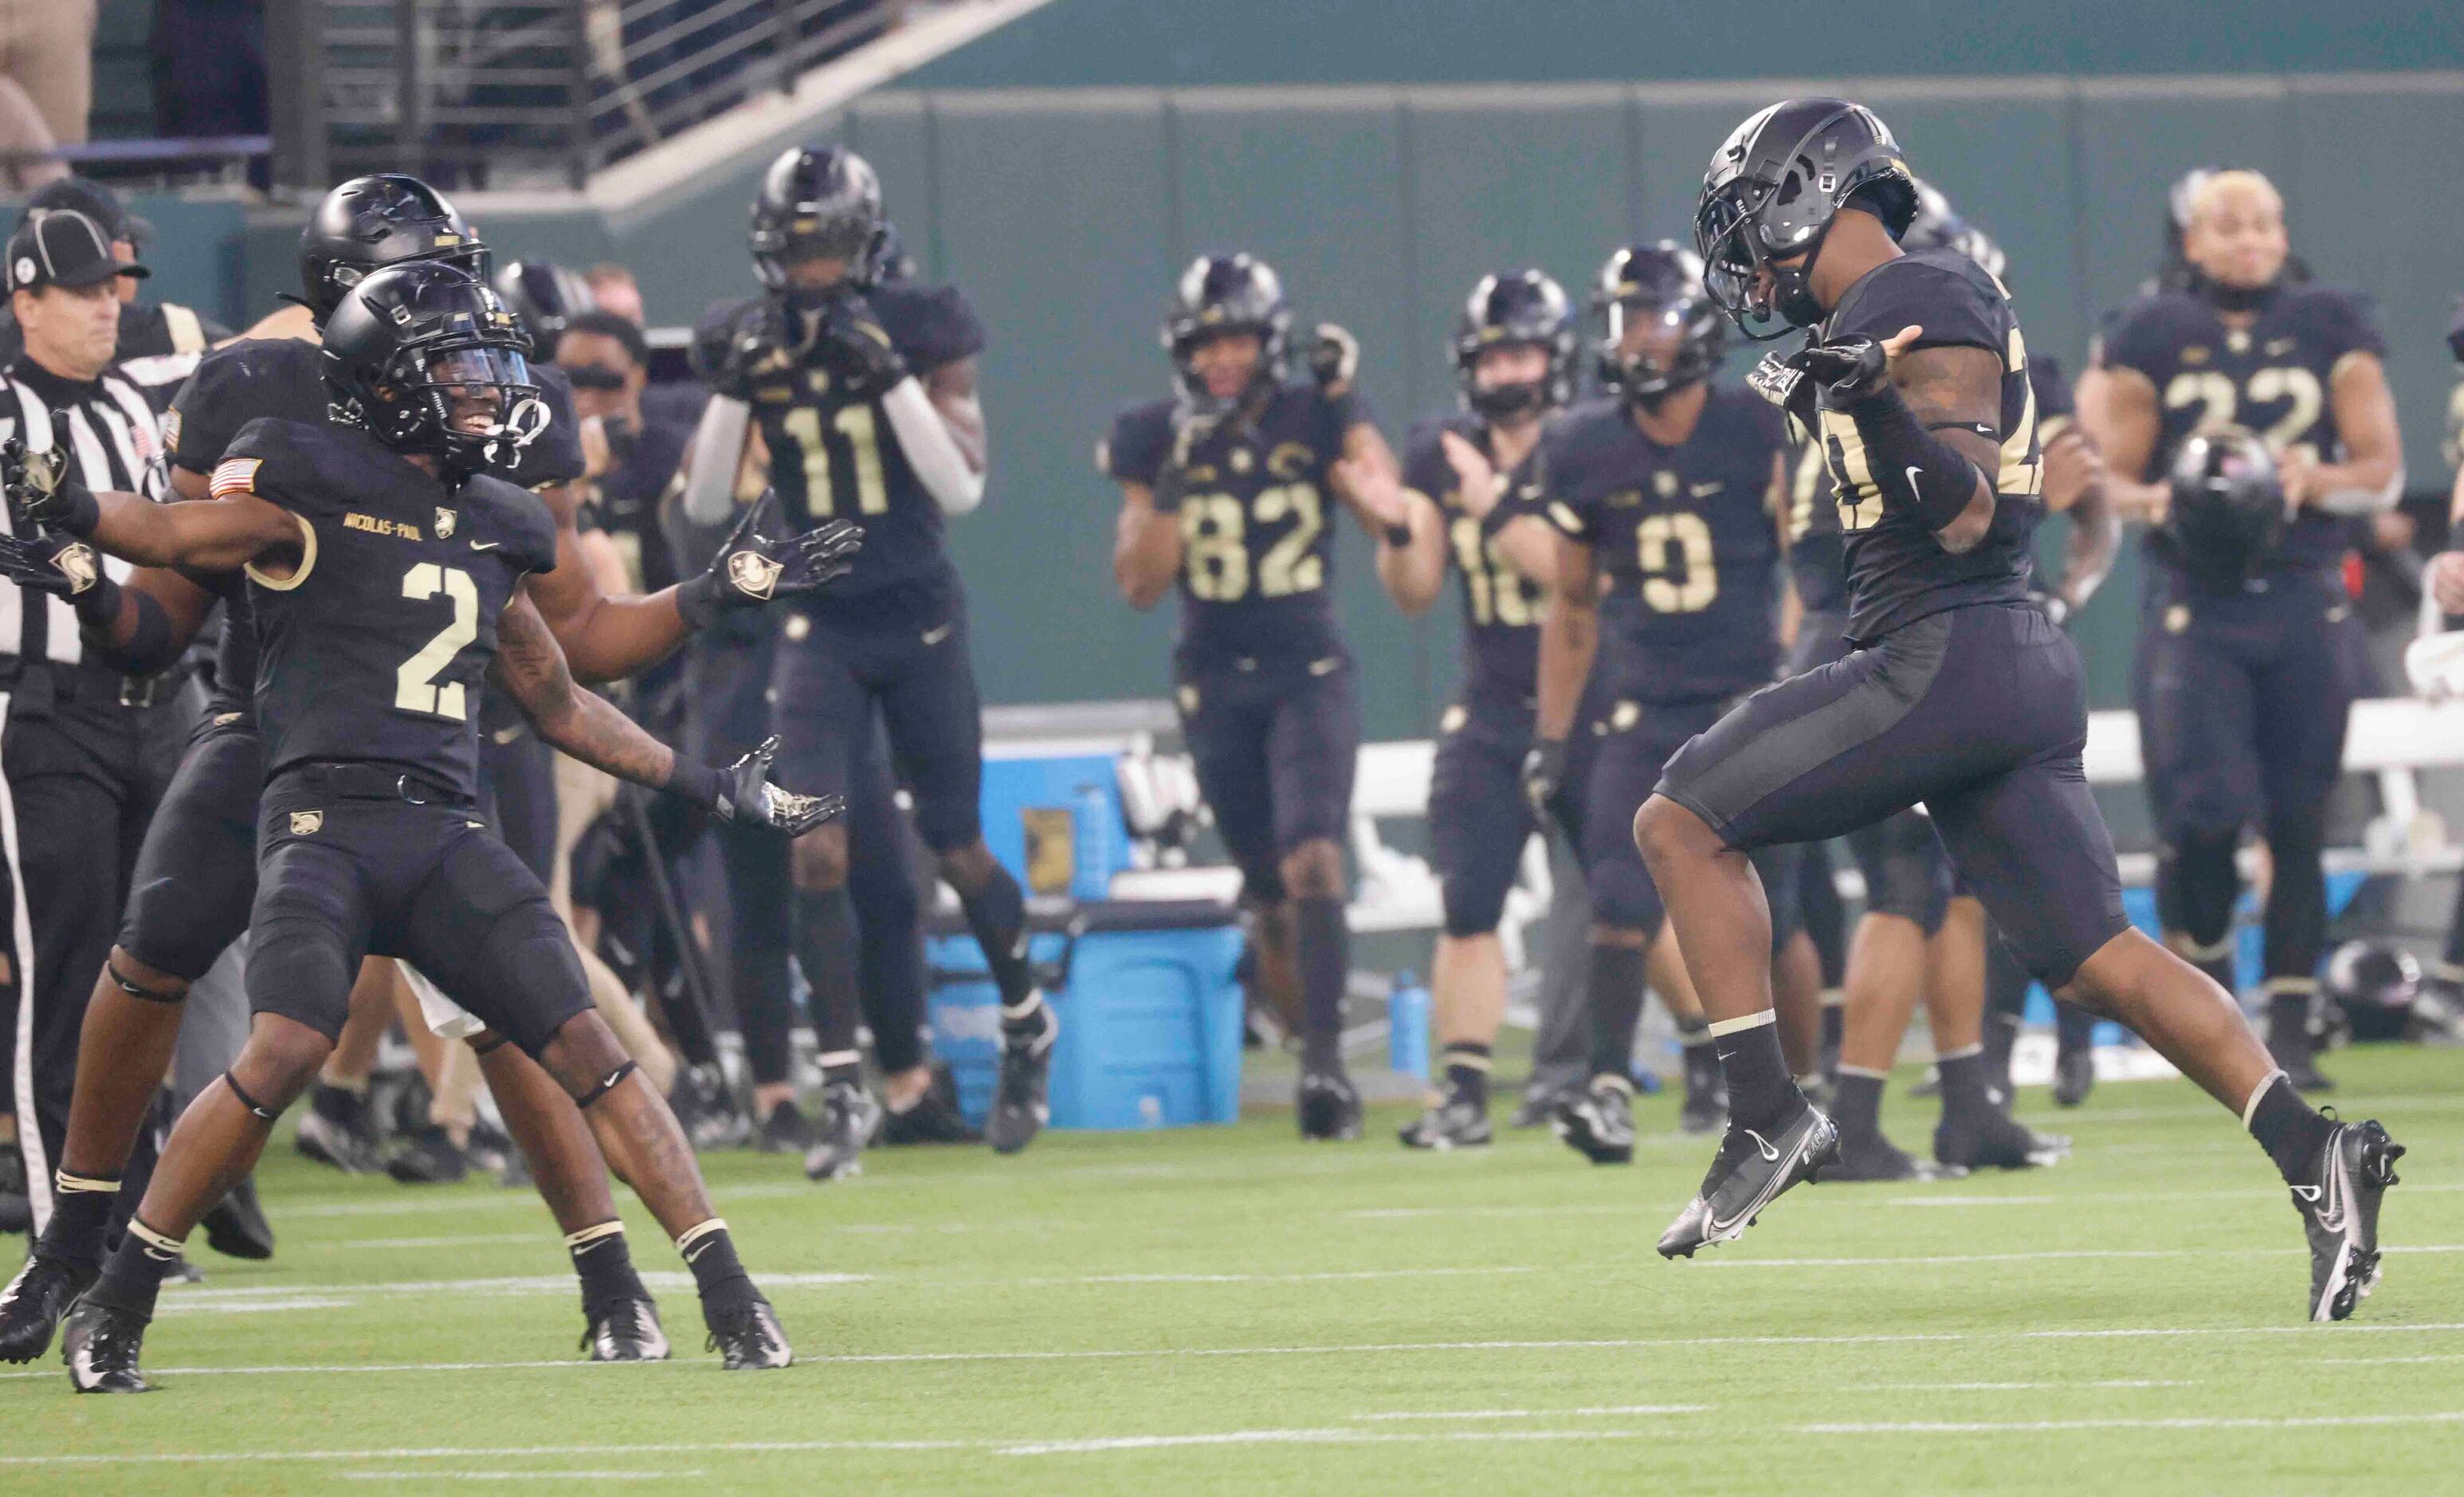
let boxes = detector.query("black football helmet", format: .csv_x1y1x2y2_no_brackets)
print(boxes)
296,174,486,324
863,220,915,287
1693,98,1918,339
2162,425,2285,586
322,261,548,479
1162,253,1290,415
1592,243,1726,407
749,145,884,294
1452,269,1576,422
2322,940,2422,1043
1901,179,2007,284
492,260,594,352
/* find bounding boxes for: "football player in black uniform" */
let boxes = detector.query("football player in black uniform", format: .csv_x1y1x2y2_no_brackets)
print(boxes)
1521,244,1789,1162
1108,253,1406,1140
0,175,853,1369
1377,269,1576,1150
14,261,831,1389
689,145,1055,1167
1633,100,2396,1323
2085,168,2403,1094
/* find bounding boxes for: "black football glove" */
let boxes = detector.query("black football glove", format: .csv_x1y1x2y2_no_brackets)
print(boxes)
1789,336,1892,406
1520,738,1568,818
1307,323,1360,393
1746,347,1821,435
820,292,910,400
713,737,844,836
0,528,104,598
0,436,100,536
675,493,864,628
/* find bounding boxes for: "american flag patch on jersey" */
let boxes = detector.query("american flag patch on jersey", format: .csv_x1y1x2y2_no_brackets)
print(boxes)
210,457,262,497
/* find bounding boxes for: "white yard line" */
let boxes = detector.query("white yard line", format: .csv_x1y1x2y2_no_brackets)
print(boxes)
1802,1412,2464,1435
1348,1405,1708,1421
11,1321,2464,1389
343,1473,700,1483
1890,1183,2464,1208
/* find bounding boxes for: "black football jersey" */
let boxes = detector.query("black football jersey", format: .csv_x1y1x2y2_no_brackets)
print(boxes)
166,337,583,721
1815,247,2043,644
1402,412,1548,704
219,418,559,802
1104,383,1375,666
2102,282,2384,576
719,283,986,599
1536,390,1786,705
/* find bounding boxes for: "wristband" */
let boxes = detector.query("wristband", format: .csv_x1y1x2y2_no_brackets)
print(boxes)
1383,522,1413,548
70,569,123,625
662,754,726,811
1844,383,1991,534
53,473,101,538
673,571,724,631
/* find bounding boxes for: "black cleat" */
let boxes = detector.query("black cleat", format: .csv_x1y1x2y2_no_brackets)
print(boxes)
1658,1106,1839,1259
1828,1126,1944,1182
582,1295,671,1361
294,1084,383,1173
880,1066,983,1146
1509,1088,1569,1130
2052,1046,2096,1108
0,1251,97,1362
1552,1086,1636,1165
704,1295,792,1369
1297,1068,1363,1141
199,1175,276,1261
62,1299,153,1393
757,1100,814,1155
1398,1091,1492,1150
385,1125,472,1185
988,999,1059,1155
1936,1104,2068,1171
1678,1050,1729,1136
669,1063,754,1151
802,1081,881,1183
2293,1116,2403,1322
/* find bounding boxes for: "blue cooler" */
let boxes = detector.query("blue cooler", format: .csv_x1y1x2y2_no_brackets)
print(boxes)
927,900,1246,1130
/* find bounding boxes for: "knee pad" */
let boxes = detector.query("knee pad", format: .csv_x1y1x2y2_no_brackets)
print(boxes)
1585,855,1665,937
1858,817,1951,935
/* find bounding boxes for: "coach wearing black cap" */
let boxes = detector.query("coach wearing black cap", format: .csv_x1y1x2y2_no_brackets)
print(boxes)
0,178,231,408
0,202,187,1248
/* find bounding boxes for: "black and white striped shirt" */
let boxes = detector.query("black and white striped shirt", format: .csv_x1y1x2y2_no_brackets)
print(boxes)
0,358,164,670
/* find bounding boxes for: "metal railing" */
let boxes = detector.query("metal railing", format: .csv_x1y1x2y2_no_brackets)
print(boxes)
273,0,904,192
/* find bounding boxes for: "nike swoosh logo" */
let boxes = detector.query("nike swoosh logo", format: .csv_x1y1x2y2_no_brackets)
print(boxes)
1905,466,1924,495
921,623,954,646
469,540,502,551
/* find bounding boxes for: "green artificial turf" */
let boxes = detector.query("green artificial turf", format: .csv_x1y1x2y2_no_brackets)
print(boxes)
6,1046,2460,1495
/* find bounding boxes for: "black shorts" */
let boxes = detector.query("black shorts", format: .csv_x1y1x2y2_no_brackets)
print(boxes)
771,578,984,852
2132,569,2366,841
1175,647,1361,892
1581,692,1798,949
116,721,263,982
1655,603,2126,987
1429,697,1539,937
248,766,590,1056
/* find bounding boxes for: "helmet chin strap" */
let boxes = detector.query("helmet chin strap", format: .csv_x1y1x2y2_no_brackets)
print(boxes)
478,394,551,468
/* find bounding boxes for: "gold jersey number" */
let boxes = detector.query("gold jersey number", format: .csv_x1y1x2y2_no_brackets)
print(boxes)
396,562,478,720
1635,512,1717,614
2163,365,2323,453
780,403,891,517
1450,515,1538,627
1180,483,1324,603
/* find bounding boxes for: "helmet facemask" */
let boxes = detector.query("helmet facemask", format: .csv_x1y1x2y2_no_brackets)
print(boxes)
357,341,547,480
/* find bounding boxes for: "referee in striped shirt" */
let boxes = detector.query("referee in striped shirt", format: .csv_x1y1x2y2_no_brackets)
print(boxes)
0,207,177,1236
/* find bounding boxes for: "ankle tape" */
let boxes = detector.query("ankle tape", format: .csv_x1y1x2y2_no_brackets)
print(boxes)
222,1071,281,1120
574,1059,638,1110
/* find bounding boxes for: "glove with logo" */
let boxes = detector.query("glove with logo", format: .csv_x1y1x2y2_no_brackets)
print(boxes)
1308,323,1360,394
1746,346,1821,436
666,736,845,837
0,528,105,599
1520,737,1568,818
0,436,100,536
819,291,909,401
673,492,863,628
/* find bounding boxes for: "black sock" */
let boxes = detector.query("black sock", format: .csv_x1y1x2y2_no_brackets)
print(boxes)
2266,988,2314,1057
39,1172,120,1265
2246,1072,2333,1184
1819,999,1845,1056
1936,1045,1991,1122
567,1221,648,1312
1832,1068,1885,1140
84,1217,185,1322
2054,999,2097,1057
1586,942,1646,1084
957,863,1037,1011
795,887,863,1086
1441,1044,1491,1110
1712,1013,1801,1132
677,1219,755,1304
1295,896,1349,1071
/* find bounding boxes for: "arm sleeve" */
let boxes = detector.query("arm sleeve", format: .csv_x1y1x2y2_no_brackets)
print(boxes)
1101,404,1174,487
